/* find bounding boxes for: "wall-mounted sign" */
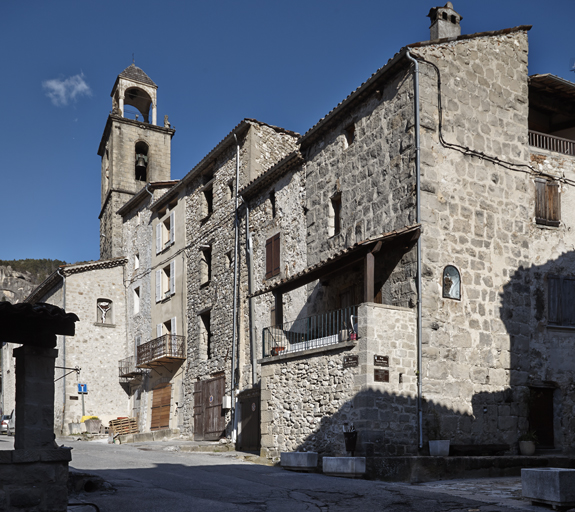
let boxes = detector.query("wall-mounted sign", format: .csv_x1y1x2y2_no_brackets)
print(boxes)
374,369,389,383
374,355,389,367
343,355,358,368
78,384,88,394
69,396,79,401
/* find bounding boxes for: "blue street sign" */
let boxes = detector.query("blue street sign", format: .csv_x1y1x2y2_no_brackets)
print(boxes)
78,383,88,394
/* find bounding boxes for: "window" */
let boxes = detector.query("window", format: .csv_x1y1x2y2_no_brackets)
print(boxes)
344,124,355,148
227,180,234,201
163,317,177,335
265,234,280,279
155,260,175,302
329,193,342,236
135,141,149,182
269,191,276,218
200,311,212,360
442,265,461,300
200,247,212,285
201,179,214,220
548,276,575,326
96,298,113,325
156,211,175,254
134,287,140,314
134,253,140,270
535,179,560,227
225,251,232,270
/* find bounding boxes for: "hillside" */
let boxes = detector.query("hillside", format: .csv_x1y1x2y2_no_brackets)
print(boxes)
0,259,67,303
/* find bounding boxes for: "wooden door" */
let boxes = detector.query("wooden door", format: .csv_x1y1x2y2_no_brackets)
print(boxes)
529,387,554,448
238,389,260,452
151,383,171,431
193,375,225,441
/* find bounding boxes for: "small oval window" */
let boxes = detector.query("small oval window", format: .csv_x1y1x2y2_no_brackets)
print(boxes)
442,265,461,300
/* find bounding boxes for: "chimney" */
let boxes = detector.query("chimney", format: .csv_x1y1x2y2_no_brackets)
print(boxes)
427,2,462,40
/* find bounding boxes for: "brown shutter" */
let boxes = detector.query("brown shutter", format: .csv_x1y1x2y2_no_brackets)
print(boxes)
265,237,273,279
546,181,560,227
272,234,280,277
535,179,546,225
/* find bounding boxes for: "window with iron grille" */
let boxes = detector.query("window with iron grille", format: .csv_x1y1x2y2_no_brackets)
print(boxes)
535,179,560,227
265,234,280,279
548,276,575,326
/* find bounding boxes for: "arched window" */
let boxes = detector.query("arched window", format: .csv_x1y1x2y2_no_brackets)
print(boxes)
135,141,149,182
124,87,152,122
96,298,113,325
442,265,461,300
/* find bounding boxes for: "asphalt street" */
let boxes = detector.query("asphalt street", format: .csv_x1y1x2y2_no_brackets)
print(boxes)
0,436,552,511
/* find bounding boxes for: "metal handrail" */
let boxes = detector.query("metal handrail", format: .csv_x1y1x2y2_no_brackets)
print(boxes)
262,305,358,358
529,130,575,156
136,334,186,366
118,355,148,378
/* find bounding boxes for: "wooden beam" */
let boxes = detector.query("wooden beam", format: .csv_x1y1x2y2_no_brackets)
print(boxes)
364,252,375,303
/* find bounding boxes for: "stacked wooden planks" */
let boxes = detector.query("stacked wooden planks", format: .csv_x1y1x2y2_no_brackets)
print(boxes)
109,417,139,435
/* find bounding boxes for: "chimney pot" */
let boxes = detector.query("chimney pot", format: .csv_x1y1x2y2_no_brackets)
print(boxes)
427,2,462,40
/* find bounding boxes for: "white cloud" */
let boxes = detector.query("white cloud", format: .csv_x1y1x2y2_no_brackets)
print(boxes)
43,73,92,107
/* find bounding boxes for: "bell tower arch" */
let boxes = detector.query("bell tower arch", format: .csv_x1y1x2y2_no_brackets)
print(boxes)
97,64,176,259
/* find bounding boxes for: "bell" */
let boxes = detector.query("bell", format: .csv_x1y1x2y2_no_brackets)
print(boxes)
135,154,147,171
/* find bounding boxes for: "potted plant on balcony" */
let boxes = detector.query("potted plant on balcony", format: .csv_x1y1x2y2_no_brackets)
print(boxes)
519,430,537,455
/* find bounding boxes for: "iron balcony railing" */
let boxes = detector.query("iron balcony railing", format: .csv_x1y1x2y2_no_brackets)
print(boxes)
529,130,575,156
118,355,149,379
136,334,186,367
263,305,358,359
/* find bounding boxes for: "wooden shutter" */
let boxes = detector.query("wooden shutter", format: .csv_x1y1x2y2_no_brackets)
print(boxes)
156,223,162,254
548,276,560,324
155,270,162,302
157,323,163,338
265,237,273,279
535,179,546,224
170,260,176,295
272,234,280,277
171,317,177,335
546,181,560,227
170,211,175,243
562,278,575,326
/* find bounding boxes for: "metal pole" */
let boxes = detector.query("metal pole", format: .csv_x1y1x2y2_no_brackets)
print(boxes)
406,50,423,450
81,392,85,418
231,133,241,443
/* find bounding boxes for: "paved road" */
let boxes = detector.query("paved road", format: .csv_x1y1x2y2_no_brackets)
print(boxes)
54,439,548,512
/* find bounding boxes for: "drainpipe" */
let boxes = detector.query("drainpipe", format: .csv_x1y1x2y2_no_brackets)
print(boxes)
244,201,257,386
230,133,240,443
145,183,154,200
57,268,67,434
406,50,423,450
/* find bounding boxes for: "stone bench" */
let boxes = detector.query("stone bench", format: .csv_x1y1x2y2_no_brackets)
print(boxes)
522,468,575,510
281,452,318,472
322,457,366,478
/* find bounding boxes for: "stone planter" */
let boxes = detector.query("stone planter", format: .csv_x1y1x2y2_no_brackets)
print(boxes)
520,440,536,456
68,422,82,435
429,440,450,456
85,419,102,434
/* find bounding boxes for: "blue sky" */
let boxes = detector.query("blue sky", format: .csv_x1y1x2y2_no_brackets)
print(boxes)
1,0,574,263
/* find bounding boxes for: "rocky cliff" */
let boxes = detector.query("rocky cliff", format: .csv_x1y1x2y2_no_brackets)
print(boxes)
0,266,37,303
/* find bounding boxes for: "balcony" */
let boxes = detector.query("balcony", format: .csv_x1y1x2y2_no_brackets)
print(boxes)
263,305,358,359
118,355,149,379
136,334,186,368
529,130,575,156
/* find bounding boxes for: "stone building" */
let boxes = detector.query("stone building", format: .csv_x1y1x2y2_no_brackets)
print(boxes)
23,258,128,433
248,4,575,461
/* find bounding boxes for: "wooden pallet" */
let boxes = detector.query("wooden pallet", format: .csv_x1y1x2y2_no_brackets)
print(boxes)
109,417,139,435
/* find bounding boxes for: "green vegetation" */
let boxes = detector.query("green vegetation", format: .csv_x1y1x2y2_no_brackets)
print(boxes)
0,259,67,284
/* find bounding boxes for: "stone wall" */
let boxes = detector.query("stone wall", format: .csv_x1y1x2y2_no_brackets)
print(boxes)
410,30,575,449
304,67,417,268
182,122,297,437
260,303,417,460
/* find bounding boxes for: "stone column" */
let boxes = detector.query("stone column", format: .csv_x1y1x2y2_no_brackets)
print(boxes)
152,102,157,125
119,96,124,117
13,346,58,450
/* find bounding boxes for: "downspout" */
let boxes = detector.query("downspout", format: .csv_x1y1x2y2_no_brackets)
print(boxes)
57,268,67,434
145,183,154,200
244,201,257,386
406,50,423,450
231,133,240,443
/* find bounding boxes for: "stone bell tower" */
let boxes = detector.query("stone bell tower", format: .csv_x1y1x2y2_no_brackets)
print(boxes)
97,64,176,259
